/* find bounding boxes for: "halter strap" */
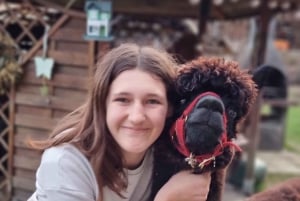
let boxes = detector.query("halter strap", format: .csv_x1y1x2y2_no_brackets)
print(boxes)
170,91,241,169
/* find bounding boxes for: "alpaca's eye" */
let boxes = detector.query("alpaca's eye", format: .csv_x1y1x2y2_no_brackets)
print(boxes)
180,99,186,104
228,110,237,118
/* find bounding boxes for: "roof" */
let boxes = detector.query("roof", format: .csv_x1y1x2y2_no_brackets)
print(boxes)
85,1,112,12
11,0,299,20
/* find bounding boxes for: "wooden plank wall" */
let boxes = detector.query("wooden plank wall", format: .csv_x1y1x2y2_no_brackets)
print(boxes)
12,17,90,201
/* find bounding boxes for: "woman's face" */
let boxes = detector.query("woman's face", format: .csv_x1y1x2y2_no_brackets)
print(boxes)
106,69,169,168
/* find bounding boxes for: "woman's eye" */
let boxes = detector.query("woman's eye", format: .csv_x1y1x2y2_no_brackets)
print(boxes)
147,99,160,104
114,98,129,103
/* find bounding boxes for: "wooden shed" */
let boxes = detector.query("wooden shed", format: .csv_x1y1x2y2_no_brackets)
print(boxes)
0,1,94,200
0,0,299,200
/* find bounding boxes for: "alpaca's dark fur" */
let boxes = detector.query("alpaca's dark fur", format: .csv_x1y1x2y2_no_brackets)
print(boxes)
245,177,300,201
151,57,258,201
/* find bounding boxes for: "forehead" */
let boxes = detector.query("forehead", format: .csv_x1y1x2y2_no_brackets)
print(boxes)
109,69,166,96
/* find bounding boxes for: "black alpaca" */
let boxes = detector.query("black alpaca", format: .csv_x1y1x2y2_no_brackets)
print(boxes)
151,57,258,201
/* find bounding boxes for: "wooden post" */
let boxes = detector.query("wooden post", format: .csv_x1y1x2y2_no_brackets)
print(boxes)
255,6,272,66
87,41,111,92
197,0,212,55
88,41,96,80
8,87,16,200
243,92,263,195
198,0,212,44
96,42,111,59
243,0,272,195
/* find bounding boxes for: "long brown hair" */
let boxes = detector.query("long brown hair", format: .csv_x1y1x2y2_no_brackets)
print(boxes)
29,43,177,200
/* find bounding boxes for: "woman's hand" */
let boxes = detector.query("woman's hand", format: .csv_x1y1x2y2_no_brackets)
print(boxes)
154,170,211,201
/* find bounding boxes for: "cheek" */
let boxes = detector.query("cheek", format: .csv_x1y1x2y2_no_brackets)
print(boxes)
152,109,168,131
106,106,122,132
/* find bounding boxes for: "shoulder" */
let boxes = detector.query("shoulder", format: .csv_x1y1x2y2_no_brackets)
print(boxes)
41,143,88,168
36,144,98,198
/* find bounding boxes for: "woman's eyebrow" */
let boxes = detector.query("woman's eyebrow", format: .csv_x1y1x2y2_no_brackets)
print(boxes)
146,93,167,102
110,92,130,96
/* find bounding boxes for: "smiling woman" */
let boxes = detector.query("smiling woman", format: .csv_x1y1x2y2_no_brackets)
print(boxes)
27,43,212,201
106,69,169,169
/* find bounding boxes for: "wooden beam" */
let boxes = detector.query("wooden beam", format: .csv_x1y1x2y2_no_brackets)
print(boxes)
12,175,36,191
22,71,89,91
113,0,199,18
34,0,85,18
45,49,89,66
15,114,58,130
15,128,48,149
9,0,300,20
15,92,84,111
21,13,70,65
52,27,85,42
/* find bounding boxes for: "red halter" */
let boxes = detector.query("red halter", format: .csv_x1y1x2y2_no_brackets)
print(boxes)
169,91,241,169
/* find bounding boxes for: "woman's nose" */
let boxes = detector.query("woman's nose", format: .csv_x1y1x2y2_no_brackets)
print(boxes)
128,103,146,123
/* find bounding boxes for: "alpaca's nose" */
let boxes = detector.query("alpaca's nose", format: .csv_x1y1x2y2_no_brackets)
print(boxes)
185,94,225,155
195,95,224,114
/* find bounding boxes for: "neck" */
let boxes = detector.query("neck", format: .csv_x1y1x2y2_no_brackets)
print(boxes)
124,151,146,170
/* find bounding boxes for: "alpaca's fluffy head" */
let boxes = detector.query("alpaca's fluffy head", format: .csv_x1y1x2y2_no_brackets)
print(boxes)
173,57,257,156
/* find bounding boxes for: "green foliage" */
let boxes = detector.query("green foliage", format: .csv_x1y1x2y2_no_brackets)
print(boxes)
285,106,300,153
262,173,298,190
